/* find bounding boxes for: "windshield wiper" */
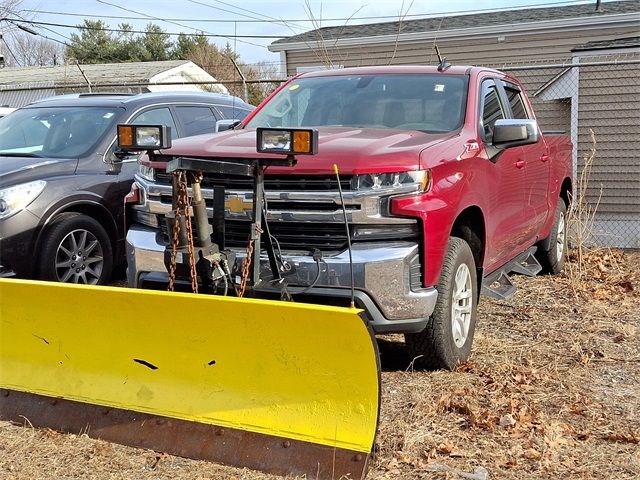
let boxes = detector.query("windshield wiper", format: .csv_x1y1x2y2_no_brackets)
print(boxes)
0,152,43,158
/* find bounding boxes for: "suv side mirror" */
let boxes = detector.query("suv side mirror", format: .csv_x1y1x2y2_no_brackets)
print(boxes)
215,119,240,132
492,119,539,149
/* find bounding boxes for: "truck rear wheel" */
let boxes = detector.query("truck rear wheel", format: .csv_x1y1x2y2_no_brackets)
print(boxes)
405,237,478,370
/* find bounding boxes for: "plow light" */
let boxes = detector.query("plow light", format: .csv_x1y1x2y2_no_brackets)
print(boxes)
257,127,318,155
117,124,172,151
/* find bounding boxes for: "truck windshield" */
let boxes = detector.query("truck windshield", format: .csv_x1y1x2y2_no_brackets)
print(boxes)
0,106,120,159
246,73,468,133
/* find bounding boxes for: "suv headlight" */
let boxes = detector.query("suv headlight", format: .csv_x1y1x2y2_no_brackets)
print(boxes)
0,180,47,220
137,163,156,182
351,170,430,192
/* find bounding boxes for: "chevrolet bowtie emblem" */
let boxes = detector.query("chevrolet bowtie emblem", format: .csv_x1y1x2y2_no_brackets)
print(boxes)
225,195,253,214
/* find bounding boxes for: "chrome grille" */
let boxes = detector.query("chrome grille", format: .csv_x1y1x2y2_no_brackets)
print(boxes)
161,218,349,252
155,172,353,191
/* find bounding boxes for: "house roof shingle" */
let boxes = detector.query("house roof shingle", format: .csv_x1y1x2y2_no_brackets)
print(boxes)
571,35,640,51
272,0,639,46
0,60,191,87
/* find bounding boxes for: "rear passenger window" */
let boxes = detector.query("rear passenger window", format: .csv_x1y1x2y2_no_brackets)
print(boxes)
216,105,252,121
480,80,505,141
503,84,529,119
175,106,220,137
132,107,178,139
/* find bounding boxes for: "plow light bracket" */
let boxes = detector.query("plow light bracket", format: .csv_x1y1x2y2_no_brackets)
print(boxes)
117,124,172,151
257,127,318,155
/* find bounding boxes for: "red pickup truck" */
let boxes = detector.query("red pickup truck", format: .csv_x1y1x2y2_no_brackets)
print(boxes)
125,65,572,369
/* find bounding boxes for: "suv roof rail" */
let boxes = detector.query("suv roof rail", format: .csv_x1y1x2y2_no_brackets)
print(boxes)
77,93,136,97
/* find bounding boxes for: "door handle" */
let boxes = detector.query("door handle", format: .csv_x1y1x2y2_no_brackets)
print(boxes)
540,154,550,162
515,159,525,169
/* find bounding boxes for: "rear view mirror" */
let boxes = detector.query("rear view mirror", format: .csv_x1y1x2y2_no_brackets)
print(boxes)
215,119,240,132
492,119,539,149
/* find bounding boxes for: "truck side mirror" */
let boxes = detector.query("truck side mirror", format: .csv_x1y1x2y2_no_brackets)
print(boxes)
492,119,539,149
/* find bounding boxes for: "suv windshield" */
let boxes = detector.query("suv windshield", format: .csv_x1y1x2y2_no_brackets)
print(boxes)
0,106,120,158
246,73,468,133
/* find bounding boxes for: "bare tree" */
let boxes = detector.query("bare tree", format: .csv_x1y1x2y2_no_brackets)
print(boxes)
388,0,415,65
1,0,65,67
9,33,64,66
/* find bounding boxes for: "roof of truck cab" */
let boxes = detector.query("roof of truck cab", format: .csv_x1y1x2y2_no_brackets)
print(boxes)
296,65,498,78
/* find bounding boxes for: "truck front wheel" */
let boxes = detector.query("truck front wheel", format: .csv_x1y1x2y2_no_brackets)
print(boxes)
405,237,478,370
536,200,567,275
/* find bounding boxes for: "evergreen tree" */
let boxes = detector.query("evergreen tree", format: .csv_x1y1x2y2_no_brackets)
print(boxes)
141,23,172,61
66,20,119,63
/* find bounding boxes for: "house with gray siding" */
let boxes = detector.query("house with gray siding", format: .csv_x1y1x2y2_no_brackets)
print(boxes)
269,1,640,247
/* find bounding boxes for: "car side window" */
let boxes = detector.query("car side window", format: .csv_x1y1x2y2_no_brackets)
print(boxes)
131,107,178,139
216,105,252,121
503,83,530,119
175,106,221,137
480,79,505,142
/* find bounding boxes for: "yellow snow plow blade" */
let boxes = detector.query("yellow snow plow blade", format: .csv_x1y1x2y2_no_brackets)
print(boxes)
0,278,380,479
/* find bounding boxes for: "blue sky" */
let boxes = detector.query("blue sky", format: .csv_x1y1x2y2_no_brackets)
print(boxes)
9,0,597,65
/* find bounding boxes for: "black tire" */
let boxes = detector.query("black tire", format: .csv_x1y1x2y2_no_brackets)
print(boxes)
38,213,113,285
536,201,567,275
405,237,478,370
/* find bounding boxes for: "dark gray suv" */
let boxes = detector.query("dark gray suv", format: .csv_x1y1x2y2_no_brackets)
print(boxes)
0,92,253,284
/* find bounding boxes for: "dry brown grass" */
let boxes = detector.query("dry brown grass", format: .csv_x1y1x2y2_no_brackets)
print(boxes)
2,249,639,479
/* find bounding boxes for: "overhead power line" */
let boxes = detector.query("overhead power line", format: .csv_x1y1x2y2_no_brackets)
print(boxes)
6,19,286,39
22,1,586,24
5,11,72,43
183,0,306,31
94,0,267,49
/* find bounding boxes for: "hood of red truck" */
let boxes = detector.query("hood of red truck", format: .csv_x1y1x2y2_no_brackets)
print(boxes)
162,127,452,174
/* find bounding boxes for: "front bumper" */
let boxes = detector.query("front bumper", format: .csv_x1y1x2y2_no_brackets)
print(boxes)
126,224,437,334
0,208,42,278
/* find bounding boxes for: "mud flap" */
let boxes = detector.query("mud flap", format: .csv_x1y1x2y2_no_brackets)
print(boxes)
0,278,380,479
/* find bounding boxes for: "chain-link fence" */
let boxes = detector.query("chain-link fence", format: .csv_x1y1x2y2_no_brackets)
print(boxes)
503,54,640,248
1,56,639,248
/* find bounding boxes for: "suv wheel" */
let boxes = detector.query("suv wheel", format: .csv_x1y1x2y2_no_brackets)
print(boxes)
405,237,478,370
38,213,113,285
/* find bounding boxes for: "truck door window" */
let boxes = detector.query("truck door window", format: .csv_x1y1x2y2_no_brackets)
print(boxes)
503,83,530,119
132,107,178,139
480,80,505,141
175,106,221,137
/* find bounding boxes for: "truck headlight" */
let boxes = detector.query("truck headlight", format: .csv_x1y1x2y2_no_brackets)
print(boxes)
117,124,171,151
0,180,46,219
351,170,430,192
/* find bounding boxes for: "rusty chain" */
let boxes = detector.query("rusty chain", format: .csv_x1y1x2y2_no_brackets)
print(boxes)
167,170,198,293
238,224,263,298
